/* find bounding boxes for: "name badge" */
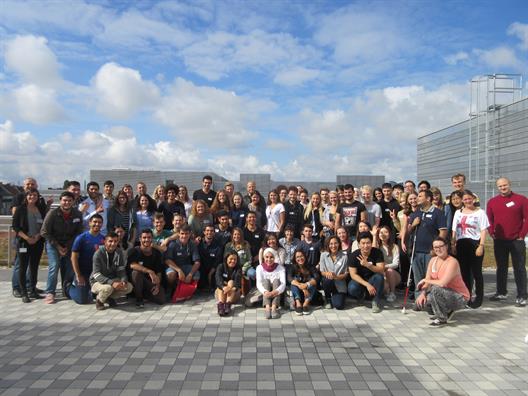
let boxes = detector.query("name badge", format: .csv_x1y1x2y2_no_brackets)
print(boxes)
506,201,515,208
177,252,182,256
255,235,259,238
208,197,213,201
223,273,228,278
289,212,295,215
237,250,245,255
309,247,314,251
19,247,28,253
210,253,216,257
384,209,390,212
240,214,245,217
426,214,432,218
73,218,80,223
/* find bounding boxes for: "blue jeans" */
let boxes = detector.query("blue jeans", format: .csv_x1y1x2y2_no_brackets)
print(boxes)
247,267,256,280
291,284,317,303
45,242,72,295
69,281,93,304
412,252,431,298
348,273,384,303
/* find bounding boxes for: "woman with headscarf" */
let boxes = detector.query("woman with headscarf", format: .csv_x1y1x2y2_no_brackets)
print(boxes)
256,247,286,319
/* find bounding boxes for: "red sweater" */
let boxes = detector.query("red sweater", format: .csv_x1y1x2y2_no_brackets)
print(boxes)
486,192,528,240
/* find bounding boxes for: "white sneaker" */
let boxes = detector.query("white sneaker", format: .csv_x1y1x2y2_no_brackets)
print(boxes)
386,292,396,303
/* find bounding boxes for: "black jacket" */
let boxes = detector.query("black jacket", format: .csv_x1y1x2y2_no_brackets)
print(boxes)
12,204,47,247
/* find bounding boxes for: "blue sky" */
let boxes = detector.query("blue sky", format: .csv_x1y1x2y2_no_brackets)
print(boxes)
1,0,527,187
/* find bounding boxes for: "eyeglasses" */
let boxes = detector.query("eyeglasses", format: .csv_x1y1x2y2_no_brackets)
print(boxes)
432,244,446,250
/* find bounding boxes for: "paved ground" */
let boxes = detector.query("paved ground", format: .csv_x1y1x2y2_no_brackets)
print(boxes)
0,268,526,396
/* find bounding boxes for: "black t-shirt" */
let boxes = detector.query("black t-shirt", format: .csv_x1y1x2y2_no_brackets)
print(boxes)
193,189,216,207
337,201,367,237
214,226,232,248
198,237,224,270
165,239,200,267
379,199,401,228
243,227,265,259
283,200,304,237
298,239,322,269
159,200,186,228
349,247,384,280
127,247,166,273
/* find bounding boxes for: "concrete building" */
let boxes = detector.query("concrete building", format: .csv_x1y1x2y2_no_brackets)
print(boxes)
417,92,528,207
90,169,384,197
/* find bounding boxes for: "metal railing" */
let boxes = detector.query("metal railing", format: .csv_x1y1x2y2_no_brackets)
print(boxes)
0,215,13,267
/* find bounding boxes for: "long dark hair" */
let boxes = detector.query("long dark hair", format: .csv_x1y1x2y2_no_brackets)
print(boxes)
292,250,311,278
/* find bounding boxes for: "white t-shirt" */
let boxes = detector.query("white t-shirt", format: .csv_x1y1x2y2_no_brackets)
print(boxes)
452,209,490,241
266,203,285,232
364,201,382,226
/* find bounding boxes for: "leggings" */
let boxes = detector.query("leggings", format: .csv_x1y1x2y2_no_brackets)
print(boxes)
456,238,483,307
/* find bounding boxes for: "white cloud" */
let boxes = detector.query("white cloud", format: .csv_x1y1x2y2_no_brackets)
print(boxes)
92,62,160,119
274,67,320,86
476,46,523,70
0,120,38,154
181,30,320,80
154,78,258,148
4,35,62,87
0,121,201,186
314,6,411,66
96,9,194,49
444,51,469,65
11,84,64,124
292,83,469,180
508,22,528,50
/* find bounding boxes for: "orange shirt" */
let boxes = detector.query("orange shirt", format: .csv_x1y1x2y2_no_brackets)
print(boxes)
430,257,470,301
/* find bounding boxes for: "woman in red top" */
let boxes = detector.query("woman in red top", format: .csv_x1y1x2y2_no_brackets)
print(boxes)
416,237,470,326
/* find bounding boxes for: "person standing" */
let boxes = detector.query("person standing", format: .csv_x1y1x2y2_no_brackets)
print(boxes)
486,177,528,307
12,188,47,302
334,184,367,241
451,190,489,309
41,191,84,304
193,175,216,207
10,177,50,298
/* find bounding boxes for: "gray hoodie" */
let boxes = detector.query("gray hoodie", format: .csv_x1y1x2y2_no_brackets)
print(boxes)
90,246,127,286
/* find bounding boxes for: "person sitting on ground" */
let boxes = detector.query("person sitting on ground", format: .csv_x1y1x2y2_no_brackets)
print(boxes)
224,227,253,294
415,237,470,326
348,231,385,313
68,214,105,304
290,250,320,315
256,248,286,319
127,229,167,308
90,231,133,310
377,225,401,303
319,235,349,310
215,252,242,316
164,224,201,292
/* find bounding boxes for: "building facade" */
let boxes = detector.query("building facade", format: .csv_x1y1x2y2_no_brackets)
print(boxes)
417,97,528,206
90,169,384,198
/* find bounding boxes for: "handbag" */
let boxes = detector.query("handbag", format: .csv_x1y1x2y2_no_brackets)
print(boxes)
171,280,198,303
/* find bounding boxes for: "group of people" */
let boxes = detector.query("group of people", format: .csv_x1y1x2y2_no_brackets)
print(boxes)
10,173,527,326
